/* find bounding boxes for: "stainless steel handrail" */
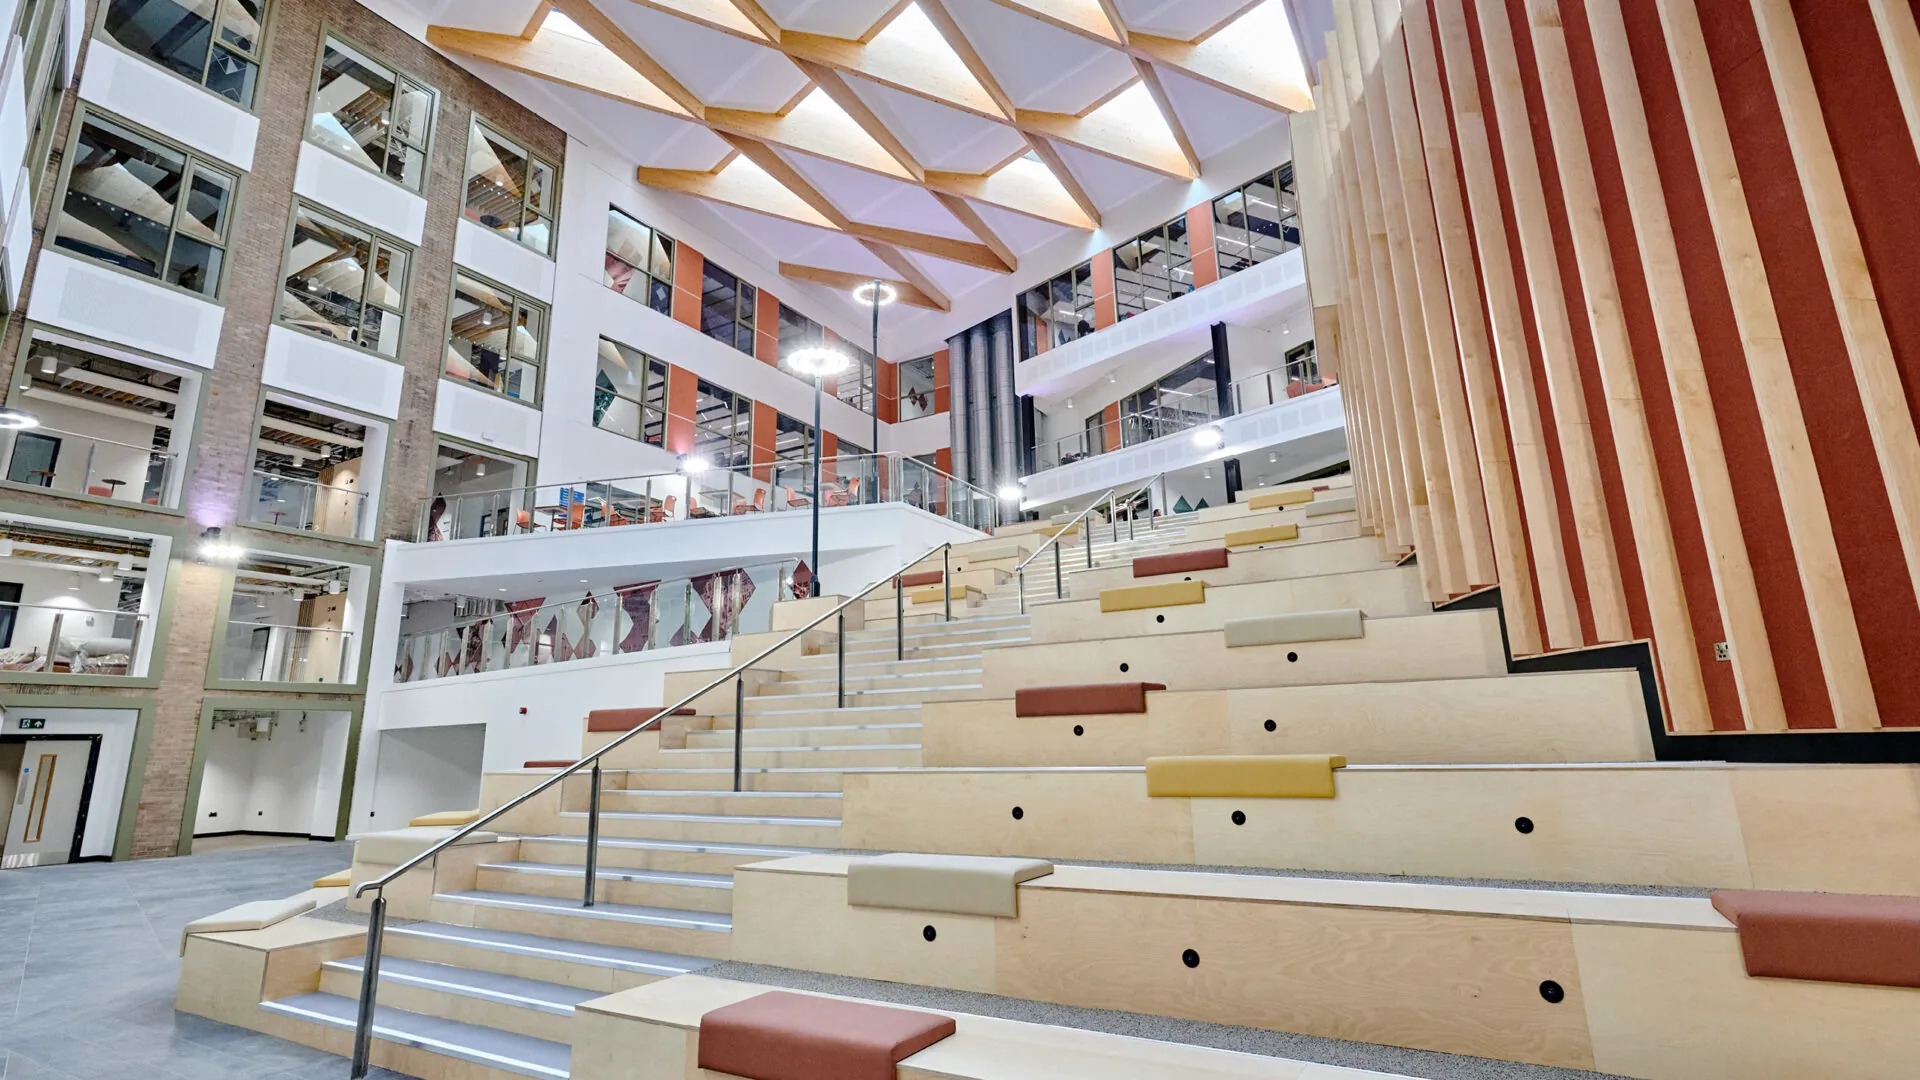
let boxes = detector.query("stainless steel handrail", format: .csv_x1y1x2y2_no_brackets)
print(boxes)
345,538,960,1076
1013,472,1163,613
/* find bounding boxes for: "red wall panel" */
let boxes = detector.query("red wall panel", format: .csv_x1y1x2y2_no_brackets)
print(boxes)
671,244,704,330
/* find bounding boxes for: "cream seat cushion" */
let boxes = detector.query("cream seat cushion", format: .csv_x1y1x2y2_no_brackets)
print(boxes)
179,895,315,955
1224,609,1364,647
354,826,499,867
848,853,1054,918
963,542,1022,564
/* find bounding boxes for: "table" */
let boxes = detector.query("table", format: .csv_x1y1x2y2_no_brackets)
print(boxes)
99,478,126,497
533,504,568,531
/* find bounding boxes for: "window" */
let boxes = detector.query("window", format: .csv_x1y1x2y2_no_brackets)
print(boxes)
1213,164,1298,277
778,304,872,413
1285,340,1319,385
0,517,158,677
24,0,67,202
1122,353,1218,445
593,338,668,447
464,118,557,256
1114,216,1193,319
771,411,813,492
3,331,192,508
53,113,236,297
102,0,269,107
1017,261,1094,358
898,355,937,421
693,379,752,471
446,272,543,403
307,36,434,192
247,397,374,540
425,442,531,540
278,203,410,356
700,260,755,354
605,207,674,315
219,551,358,684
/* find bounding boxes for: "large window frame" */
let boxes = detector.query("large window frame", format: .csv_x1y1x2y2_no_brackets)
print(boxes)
700,259,755,355
23,0,68,204
209,548,368,689
463,115,558,257
592,337,669,448
276,200,412,358
604,205,674,316
1213,164,1299,278
305,31,436,194
692,378,753,472
1018,260,1094,358
244,392,384,544
897,355,937,421
1113,215,1192,319
445,270,545,405
51,109,238,300
98,0,272,109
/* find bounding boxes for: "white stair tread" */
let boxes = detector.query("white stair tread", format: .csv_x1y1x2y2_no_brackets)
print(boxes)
437,890,732,932
659,743,920,754
386,921,722,977
481,861,733,890
705,724,922,734
744,703,926,715
607,789,843,799
562,809,841,827
328,955,599,1015
260,992,570,1079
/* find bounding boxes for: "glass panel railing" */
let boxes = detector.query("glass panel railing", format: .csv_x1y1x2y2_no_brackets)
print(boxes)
1229,367,1332,412
414,453,1000,542
0,602,149,676
220,621,354,684
246,471,369,538
2,427,177,507
394,559,801,683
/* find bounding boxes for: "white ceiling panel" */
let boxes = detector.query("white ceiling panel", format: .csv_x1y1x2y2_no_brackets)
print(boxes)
1155,66,1289,163
701,203,850,264
969,200,1070,254
421,0,540,34
1109,0,1254,41
554,88,734,168
591,0,807,111
755,0,910,39
1050,142,1162,211
778,151,977,241
846,78,1027,172
920,253,1003,293
943,0,1132,112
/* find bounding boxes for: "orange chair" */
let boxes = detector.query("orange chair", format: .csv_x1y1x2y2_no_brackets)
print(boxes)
516,509,536,532
649,495,677,523
562,503,586,530
785,486,810,509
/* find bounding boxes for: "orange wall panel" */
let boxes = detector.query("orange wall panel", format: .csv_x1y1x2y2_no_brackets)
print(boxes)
750,401,777,481
755,288,781,367
878,359,898,424
665,364,699,454
1091,251,1117,329
1186,203,1220,289
933,348,951,414
1102,401,1121,454
671,244,705,330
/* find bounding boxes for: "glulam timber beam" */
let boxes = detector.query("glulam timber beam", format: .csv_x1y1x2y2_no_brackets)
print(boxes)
778,263,947,311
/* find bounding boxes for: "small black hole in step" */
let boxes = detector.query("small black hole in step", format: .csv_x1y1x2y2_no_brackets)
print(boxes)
1011,806,1024,820
923,925,937,942
1072,724,1084,736
1286,651,1298,663
1155,614,1165,623
1119,662,1130,673
1264,719,1277,732
1231,810,1246,826
1182,949,1200,968
1184,576,1192,581
1515,817,1534,834
1539,980,1564,1004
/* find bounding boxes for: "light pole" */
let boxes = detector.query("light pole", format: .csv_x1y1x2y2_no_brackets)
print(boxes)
785,345,850,597
852,279,897,505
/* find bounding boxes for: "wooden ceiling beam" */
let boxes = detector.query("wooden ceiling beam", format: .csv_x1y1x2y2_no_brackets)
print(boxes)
781,29,1008,121
635,162,839,229
707,101,918,181
622,0,771,43
974,0,1124,46
792,59,926,181
779,262,947,310
1019,137,1102,227
930,191,1017,273
550,0,707,119
1127,31,1313,112
425,24,690,117
1016,104,1195,178
1131,57,1202,175
723,0,782,42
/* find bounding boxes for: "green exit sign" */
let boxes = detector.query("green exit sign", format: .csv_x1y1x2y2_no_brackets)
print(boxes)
16,718,45,730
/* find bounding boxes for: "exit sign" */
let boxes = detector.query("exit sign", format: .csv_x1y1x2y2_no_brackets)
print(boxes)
16,718,44,730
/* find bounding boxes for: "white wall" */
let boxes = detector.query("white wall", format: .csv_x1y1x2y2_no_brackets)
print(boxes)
12,395,161,501
363,723,486,834
0,558,125,656
0,706,137,858
193,709,351,838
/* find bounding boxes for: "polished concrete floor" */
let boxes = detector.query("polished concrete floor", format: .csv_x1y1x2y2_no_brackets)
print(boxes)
0,841,407,1079
188,834,315,856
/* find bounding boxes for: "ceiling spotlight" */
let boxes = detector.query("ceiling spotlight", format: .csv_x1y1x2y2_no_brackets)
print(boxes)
678,454,712,476
996,483,1024,501
0,407,41,431
326,579,345,595
1268,452,1278,463
198,526,243,563
1192,425,1226,450
67,572,80,592
851,280,898,306
786,346,852,377
97,567,115,583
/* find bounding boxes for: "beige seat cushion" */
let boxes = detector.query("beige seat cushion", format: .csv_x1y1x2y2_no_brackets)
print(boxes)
409,809,480,828
179,895,315,955
1247,489,1315,510
1224,609,1364,647
1306,495,1357,517
354,826,499,867
847,853,1054,917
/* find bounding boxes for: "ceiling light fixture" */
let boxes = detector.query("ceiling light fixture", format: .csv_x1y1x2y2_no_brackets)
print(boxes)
97,567,115,583
0,407,41,431
1192,425,1226,450
996,482,1024,501
678,454,712,476
785,346,852,378
198,526,243,563
851,281,897,307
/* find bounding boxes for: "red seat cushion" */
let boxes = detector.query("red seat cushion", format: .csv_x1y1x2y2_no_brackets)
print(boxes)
697,991,956,1080
1711,890,1920,988
1015,682,1167,717
897,571,945,587
1133,548,1230,578
522,759,577,769
586,706,696,733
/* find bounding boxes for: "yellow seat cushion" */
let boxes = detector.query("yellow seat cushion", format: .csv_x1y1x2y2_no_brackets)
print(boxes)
312,869,351,889
1248,489,1315,511
409,809,481,828
1224,523,1300,548
1145,754,1347,798
912,584,979,605
1036,523,1080,538
1100,580,1207,613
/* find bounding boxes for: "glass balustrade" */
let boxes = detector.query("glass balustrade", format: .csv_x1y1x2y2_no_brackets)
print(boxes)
2,427,177,507
0,602,149,676
246,471,369,538
1035,372,1336,470
219,621,355,684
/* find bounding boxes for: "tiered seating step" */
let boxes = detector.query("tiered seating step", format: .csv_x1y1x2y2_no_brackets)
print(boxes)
260,992,570,1079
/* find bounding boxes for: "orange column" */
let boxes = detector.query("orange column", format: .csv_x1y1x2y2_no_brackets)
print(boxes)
933,348,951,413
821,431,839,484
878,360,898,424
1102,401,1121,454
670,244,704,330
755,288,781,367
749,401,776,481
665,365,698,454
1186,202,1220,289
1091,252,1117,329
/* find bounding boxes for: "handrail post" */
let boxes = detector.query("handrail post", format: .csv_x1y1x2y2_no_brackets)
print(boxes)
1111,497,1118,544
349,892,386,1078
732,676,746,792
836,611,846,708
1018,569,1026,615
1054,542,1063,599
895,576,905,661
943,546,953,621
1084,519,1094,568
583,762,601,908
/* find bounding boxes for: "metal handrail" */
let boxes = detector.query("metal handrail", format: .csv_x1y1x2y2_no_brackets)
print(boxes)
346,538,960,1077
1013,472,1164,612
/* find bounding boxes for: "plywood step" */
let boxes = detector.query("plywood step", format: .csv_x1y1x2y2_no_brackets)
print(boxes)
600,788,842,816
685,723,922,749
384,919,719,994
559,808,843,846
476,861,734,913
321,955,594,1042
260,991,569,1079
512,833,821,876
435,889,732,957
